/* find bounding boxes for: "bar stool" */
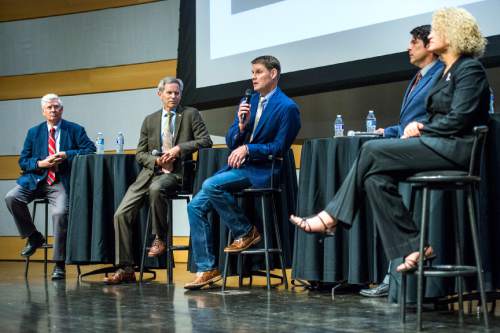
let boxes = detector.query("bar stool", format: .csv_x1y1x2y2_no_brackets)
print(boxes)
400,126,489,331
222,156,288,291
139,161,195,284
25,198,52,278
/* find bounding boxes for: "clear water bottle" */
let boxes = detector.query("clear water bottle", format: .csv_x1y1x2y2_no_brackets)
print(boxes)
366,110,376,133
116,132,124,154
96,132,105,154
490,88,495,114
334,114,344,137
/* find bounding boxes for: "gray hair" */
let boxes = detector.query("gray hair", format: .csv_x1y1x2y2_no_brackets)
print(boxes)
41,93,63,108
157,77,184,93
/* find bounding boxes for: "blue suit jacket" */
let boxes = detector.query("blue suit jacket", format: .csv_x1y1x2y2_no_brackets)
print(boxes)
384,61,444,138
17,119,96,192
220,87,301,188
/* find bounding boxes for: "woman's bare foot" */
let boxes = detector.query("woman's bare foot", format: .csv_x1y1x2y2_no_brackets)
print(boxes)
289,211,337,235
396,246,434,272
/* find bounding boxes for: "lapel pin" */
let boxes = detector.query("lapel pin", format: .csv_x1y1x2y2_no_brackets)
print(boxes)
446,73,451,81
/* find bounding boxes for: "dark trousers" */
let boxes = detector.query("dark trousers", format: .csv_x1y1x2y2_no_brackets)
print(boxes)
113,172,180,265
5,183,68,261
325,138,461,260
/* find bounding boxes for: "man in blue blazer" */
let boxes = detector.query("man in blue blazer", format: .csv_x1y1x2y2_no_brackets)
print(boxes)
185,55,301,289
5,94,95,279
362,25,443,297
378,25,444,138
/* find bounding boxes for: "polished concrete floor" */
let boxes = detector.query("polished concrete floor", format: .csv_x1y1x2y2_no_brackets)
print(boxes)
0,261,498,333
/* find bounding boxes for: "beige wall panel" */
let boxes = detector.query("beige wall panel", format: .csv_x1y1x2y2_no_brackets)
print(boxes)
0,0,158,22
0,60,177,101
0,156,19,180
0,236,189,262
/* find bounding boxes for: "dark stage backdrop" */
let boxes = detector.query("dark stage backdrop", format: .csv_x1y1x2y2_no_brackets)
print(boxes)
177,0,500,110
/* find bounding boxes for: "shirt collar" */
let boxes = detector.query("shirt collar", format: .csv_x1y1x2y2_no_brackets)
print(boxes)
162,108,176,116
259,87,277,102
420,60,438,77
47,120,62,131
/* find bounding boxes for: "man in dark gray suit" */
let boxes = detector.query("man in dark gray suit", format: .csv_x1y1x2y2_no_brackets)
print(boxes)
362,24,443,297
104,77,212,284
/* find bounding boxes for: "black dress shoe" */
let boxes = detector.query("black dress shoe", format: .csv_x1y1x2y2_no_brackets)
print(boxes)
20,232,45,257
51,266,66,280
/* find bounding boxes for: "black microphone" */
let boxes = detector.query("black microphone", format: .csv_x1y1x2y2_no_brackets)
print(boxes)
241,89,253,123
152,149,162,156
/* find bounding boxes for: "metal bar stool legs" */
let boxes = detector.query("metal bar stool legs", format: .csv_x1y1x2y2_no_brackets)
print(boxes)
140,195,190,284
139,209,152,282
400,184,489,331
222,191,288,291
25,199,52,278
260,194,272,290
466,185,489,328
415,188,430,330
270,193,288,289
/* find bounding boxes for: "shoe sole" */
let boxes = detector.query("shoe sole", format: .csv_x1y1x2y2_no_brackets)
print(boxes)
223,235,262,253
20,242,45,257
147,250,167,257
184,275,222,290
359,291,388,297
103,279,137,285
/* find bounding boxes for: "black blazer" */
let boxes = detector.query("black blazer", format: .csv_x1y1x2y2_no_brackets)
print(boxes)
420,56,490,167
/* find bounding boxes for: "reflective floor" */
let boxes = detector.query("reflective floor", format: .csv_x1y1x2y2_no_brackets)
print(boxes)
0,262,497,333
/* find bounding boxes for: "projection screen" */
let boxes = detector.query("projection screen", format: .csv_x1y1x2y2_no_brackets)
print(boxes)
178,0,500,108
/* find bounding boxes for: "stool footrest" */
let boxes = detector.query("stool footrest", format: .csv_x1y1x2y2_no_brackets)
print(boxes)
170,245,189,251
409,265,478,277
238,248,282,255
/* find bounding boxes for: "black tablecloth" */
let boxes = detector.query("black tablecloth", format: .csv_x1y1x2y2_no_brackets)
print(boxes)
291,136,386,284
292,120,500,294
187,148,298,273
66,154,165,268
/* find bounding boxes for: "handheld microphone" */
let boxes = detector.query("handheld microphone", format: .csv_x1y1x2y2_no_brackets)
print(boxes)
241,89,253,123
152,149,162,156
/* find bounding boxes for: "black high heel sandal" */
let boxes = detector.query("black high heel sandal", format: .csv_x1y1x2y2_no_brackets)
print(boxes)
289,214,336,236
397,247,436,273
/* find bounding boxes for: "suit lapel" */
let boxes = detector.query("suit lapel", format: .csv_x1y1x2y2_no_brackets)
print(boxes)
427,58,463,101
251,88,280,141
152,110,162,148
58,119,67,151
40,123,49,156
401,73,418,111
173,105,184,145
403,73,433,111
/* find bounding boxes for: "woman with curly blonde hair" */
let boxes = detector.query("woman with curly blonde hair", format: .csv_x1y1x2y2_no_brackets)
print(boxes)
290,6,491,272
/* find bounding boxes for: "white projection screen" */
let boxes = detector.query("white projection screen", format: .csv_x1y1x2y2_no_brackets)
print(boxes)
178,0,500,108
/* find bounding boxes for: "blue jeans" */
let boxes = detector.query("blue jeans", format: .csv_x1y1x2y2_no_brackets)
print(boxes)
188,169,253,272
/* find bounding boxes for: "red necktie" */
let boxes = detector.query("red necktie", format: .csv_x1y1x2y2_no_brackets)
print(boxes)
409,72,422,94
47,128,56,185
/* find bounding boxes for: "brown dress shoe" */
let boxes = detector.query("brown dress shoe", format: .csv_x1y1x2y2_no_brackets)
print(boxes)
148,237,167,257
103,268,137,285
224,226,261,253
184,269,222,290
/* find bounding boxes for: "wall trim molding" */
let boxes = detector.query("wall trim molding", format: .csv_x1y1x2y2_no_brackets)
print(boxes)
0,60,177,101
0,0,159,22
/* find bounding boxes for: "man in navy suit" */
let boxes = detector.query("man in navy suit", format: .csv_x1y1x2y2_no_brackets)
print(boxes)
362,25,443,297
185,55,301,289
377,25,443,138
4,93,95,280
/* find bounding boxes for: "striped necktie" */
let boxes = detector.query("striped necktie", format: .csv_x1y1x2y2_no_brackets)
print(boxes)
162,111,174,152
409,72,422,95
250,97,265,142
47,128,56,185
